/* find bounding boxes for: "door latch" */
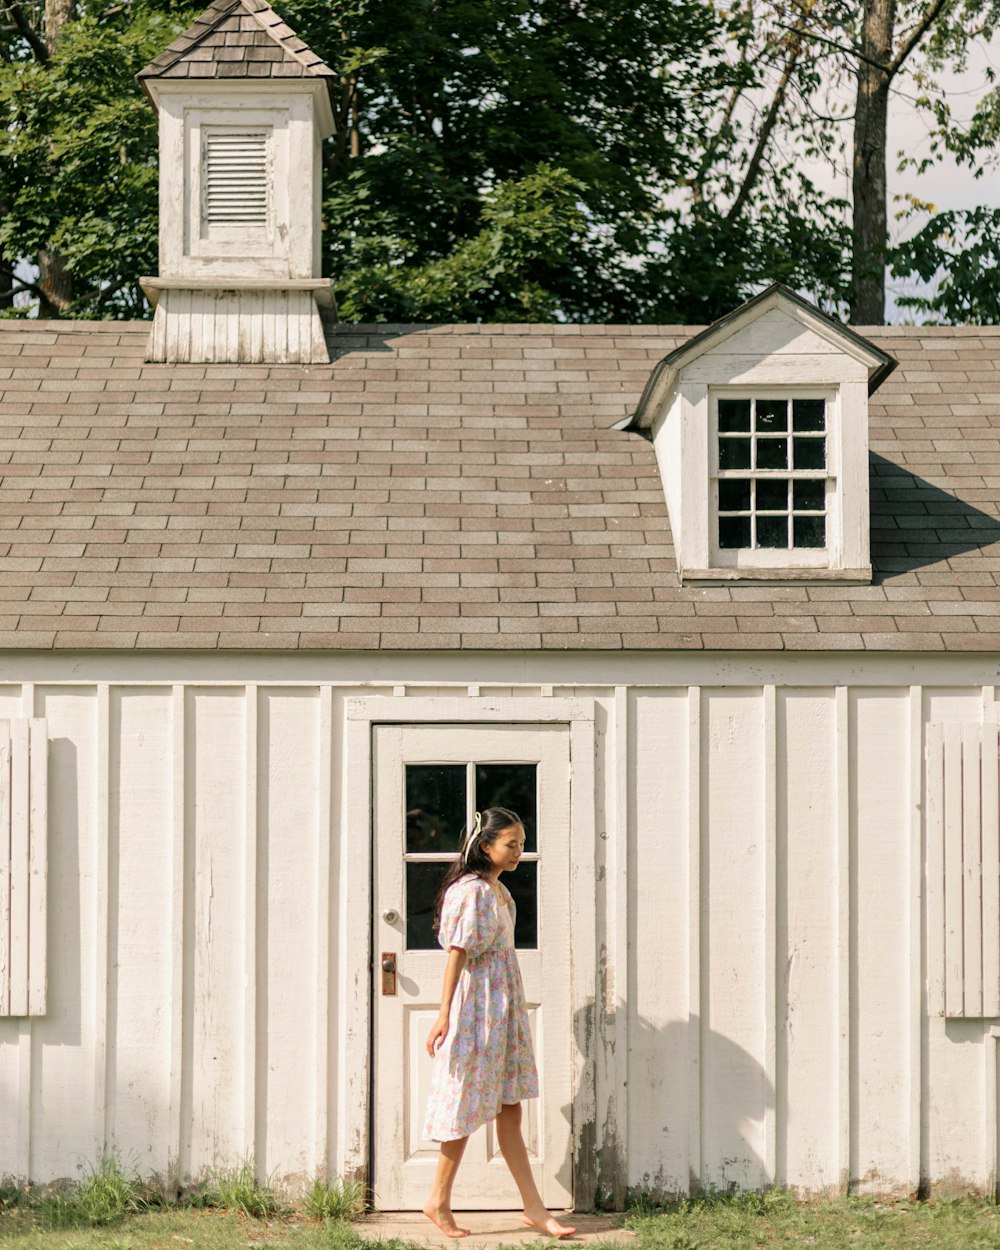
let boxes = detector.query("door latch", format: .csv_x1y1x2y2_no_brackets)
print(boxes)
381,951,397,996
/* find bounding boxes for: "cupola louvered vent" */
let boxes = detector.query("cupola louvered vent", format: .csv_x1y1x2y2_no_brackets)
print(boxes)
203,128,269,226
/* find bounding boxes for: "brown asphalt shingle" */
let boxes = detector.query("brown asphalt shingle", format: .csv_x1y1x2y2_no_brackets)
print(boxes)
0,319,999,651
137,0,336,85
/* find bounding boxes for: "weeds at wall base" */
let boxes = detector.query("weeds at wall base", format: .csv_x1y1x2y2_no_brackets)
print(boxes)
0,1156,367,1234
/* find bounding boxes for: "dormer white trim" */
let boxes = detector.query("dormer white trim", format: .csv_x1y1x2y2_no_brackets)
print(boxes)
622,286,897,585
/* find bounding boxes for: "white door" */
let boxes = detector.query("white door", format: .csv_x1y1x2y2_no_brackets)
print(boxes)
372,723,574,1211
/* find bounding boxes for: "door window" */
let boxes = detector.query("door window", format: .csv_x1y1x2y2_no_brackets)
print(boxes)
404,761,539,951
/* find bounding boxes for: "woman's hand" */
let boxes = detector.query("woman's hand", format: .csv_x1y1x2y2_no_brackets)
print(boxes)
426,1011,450,1058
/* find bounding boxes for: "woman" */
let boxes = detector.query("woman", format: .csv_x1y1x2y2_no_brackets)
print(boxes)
422,807,576,1240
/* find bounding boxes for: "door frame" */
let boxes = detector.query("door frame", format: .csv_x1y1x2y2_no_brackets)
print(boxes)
341,696,597,1208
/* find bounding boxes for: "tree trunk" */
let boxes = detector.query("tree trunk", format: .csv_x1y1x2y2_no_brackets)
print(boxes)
37,249,73,317
44,0,73,54
0,254,13,312
36,0,76,316
850,0,894,324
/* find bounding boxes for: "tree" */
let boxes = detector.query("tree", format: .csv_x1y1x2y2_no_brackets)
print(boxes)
782,0,1000,324
1,0,993,324
0,0,860,323
0,0,197,318
890,206,1000,322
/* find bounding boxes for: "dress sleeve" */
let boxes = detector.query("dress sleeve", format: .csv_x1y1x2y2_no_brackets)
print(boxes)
438,878,497,959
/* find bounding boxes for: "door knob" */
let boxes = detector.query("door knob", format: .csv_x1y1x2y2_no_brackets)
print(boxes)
381,951,397,996
383,908,399,924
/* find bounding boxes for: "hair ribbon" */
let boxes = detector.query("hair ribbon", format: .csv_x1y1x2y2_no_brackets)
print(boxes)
461,811,482,863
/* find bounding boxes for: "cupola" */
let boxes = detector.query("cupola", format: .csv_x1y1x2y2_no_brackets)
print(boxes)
137,0,336,363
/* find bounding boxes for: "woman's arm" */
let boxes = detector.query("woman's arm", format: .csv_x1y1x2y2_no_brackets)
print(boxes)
425,945,468,1057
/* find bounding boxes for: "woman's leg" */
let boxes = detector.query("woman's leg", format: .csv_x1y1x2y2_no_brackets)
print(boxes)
495,1103,575,1238
423,1136,472,1238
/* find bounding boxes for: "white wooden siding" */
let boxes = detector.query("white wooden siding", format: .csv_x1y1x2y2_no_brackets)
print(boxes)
1,665,999,1200
0,719,47,1018
926,721,1000,1019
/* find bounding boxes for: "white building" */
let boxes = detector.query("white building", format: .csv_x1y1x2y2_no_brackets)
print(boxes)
2,0,1000,1208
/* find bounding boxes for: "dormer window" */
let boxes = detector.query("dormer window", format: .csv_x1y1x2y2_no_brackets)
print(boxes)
713,392,832,566
619,285,897,585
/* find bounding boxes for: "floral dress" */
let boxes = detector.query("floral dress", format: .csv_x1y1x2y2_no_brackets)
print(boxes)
423,873,539,1142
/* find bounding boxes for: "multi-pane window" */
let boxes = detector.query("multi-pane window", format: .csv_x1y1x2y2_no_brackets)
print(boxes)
403,762,538,950
716,396,828,551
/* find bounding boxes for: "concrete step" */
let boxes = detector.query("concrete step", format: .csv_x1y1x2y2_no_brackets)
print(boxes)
352,1211,637,1249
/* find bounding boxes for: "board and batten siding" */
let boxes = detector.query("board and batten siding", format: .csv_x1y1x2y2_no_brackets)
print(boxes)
0,667,997,1201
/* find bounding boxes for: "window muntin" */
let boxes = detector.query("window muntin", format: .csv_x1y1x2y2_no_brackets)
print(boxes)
716,396,829,553
404,761,538,950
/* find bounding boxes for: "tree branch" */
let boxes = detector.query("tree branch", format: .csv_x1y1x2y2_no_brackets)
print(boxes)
888,0,955,77
726,25,805,223
688,51,751,203
775,22,886,70
0,0,48,62
8,278,46,300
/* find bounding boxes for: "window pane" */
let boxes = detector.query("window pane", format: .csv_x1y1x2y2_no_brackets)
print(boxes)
755,399,788,432
756,438,788,470
719,479,751,511
406,860,455,950
406,861,539,951
406,765,467,853
793,437,826,470
793,479,826,511
755,478,789,511
756,515,789,548
793,399,825,432
719,516,751,548
506,862,538,949
475,763,537,853
719,399,750,432
793,515,827,548
719,438,751,470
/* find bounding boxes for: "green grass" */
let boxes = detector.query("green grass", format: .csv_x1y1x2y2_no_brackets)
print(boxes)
0,1207,382,1250
4,1180,1000,1249
622,1188,1000,1249
201,1159,285,1219
302,1179,367,1222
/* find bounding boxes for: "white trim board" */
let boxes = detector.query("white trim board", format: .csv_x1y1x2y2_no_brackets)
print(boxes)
339,696,598,1198
0,652,999,687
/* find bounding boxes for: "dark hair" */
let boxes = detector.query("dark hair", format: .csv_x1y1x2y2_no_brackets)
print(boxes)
432,806,523,934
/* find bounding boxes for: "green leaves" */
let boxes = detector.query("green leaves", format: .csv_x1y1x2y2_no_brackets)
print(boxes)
0,0,990,324
891,207,1000,324
0,0,197,318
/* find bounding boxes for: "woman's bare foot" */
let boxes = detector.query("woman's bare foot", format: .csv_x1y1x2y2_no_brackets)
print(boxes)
422,1202,471,1238
521,1209,577,1239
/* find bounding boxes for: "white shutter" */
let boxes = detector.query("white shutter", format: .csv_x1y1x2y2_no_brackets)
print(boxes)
203,128,269,227
926,722,1000,1017
0,718,47,1016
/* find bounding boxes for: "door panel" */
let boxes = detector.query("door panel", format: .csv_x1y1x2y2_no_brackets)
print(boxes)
372,723,573,1210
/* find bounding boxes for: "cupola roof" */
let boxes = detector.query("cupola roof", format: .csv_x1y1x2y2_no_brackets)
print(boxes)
137,0,335,94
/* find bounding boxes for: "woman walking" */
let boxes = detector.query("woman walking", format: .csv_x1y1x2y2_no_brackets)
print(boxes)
422,807,576,1240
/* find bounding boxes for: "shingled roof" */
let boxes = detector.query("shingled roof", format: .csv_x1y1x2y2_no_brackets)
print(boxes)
0,319,998,651
136,0,336,86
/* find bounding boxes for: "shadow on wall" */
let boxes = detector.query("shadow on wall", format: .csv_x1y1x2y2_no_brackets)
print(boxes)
870,451,1000,580
570,1003,773,1206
